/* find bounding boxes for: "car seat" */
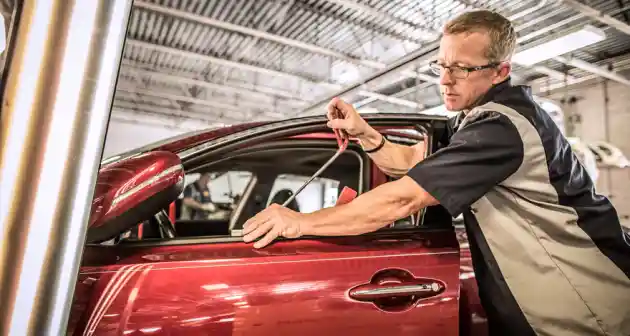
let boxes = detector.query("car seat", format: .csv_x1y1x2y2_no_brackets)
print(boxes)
269,189,301,212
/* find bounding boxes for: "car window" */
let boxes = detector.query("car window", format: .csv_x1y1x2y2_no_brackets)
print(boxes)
176,171,253,221
381,128,427,228
114,128,442,244
167,139,365,239
267,174,341,213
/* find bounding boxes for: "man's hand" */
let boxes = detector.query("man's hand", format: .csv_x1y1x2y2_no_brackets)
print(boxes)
201,203,216,212
242,204,305,248
326,98,381,148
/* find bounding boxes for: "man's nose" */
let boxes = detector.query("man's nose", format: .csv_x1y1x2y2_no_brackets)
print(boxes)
439,70,454,85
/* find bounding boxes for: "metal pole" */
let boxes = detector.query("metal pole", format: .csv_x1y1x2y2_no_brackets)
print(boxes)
0,0,132,335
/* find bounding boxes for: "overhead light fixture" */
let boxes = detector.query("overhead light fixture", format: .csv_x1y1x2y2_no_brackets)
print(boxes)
512,25,606,66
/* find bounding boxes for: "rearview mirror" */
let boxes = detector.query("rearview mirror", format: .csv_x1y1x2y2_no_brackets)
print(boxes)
86,151,185,243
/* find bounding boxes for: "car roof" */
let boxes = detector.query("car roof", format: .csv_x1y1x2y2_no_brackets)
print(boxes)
102,113,448,166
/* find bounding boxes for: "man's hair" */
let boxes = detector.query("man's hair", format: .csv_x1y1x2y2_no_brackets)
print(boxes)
443,10,517,62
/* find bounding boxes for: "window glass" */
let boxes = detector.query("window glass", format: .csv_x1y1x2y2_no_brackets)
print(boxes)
177,170,253,221
168,142,364,238
267,174,341,213
380,128,427,228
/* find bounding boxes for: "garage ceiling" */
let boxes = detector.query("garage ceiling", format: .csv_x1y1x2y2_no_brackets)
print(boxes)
3,0,630,130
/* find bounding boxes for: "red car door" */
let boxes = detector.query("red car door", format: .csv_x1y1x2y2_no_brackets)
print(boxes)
68,115,462,336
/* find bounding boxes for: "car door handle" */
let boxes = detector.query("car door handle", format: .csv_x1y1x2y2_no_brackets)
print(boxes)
349,281,443,301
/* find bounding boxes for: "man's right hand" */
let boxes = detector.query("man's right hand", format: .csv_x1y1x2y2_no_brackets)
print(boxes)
326,98,381,147
201,203,217,212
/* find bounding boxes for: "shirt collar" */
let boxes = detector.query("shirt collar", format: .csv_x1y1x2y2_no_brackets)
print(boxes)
452,77,512,128
475,76,512,106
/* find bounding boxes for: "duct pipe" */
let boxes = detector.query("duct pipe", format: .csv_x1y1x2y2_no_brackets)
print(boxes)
555,56,630,87
324,0,438,40
120,66,307,107
299,41,441,114
121,60,305,100
112,102,246,124
116,86,284,119
0,0,132,335
534,62,630,93
558,0,630,36
125,39,342,90
509,0,549,21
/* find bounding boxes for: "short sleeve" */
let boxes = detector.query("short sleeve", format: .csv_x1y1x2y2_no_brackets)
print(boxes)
407,110,524,217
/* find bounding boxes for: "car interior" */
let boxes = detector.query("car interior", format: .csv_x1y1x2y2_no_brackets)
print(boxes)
175,140,365,238
113,134,453,245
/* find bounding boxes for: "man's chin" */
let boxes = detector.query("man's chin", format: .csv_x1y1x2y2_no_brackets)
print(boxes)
444,103,460,111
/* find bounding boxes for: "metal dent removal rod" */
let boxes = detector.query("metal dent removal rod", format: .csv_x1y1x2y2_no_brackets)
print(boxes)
0,1,132,335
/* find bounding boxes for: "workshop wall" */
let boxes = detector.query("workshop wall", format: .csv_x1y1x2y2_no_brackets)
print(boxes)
549,77,630,228
102,120,186,158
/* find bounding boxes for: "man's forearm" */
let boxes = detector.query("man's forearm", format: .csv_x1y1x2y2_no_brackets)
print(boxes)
359,128,424,177
183,198,205,210
300,176,437,236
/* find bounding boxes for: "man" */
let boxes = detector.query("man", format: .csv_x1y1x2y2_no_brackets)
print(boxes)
181,172,216,220
242,10,630,336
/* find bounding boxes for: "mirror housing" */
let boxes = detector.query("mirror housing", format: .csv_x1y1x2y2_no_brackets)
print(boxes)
87,151,185,243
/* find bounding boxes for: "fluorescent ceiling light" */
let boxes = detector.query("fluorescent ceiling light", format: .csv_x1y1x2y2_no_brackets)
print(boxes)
331,61,361,84
512,25,606,66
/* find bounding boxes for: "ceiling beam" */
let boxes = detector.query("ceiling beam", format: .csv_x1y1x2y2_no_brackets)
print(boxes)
125,39,342,90
116,84,285,119
323,0,439,40
558,0,630,36
120,64,308,107
555,56,630,87
132,1,439,83
113,99,249,124
111,109,217,132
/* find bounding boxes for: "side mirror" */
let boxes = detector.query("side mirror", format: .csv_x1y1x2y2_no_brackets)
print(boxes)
87,151,184,243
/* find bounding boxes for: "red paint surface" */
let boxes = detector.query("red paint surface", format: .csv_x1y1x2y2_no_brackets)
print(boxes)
71,120,487,336
89,151,184,229
70,233,461,336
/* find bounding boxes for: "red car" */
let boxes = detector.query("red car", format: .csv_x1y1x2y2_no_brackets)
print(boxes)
68,114,488,335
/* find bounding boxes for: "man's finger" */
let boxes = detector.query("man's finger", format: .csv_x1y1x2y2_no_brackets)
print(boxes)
253,228,280,249
243,220,273,243
326,99,339,120
336,98,354,113
242,210,269,234
326,118,348,130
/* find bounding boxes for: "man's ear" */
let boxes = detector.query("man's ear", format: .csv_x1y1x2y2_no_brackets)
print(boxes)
492,62,512,84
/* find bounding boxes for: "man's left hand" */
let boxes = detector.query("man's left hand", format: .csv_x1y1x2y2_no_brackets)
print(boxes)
242,203,305,248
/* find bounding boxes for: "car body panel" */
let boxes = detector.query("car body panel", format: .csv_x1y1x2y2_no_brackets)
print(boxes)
87,151,185,243
69,113,484,336
70,232,460,336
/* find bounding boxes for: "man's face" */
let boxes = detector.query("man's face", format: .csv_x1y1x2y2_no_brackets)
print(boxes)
437,31,510,111
198,173,211,186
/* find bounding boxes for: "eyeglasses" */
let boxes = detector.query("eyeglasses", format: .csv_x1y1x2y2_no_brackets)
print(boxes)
429,61,500,79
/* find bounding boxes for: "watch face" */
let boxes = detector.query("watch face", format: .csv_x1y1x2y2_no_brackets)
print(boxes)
203,191,209,196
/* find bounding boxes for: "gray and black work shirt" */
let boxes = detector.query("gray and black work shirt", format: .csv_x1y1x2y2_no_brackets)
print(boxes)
407,79,630,336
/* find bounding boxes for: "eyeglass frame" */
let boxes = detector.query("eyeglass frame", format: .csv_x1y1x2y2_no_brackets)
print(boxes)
429,60,502,79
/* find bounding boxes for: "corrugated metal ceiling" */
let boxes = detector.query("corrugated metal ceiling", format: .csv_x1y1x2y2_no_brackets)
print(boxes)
1,0,629,128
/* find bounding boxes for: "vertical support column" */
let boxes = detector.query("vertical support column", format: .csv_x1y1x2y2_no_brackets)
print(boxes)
0,1,132,335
